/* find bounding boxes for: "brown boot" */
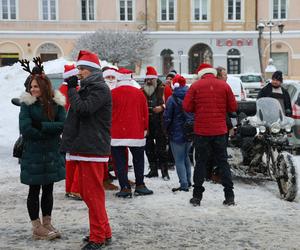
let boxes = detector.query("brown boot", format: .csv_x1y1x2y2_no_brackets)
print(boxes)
42,216,61,238
31,218,57,240
104,180,119,190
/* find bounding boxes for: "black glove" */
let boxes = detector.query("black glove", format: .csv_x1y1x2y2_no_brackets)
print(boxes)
65,75,78,89
32,120,42,130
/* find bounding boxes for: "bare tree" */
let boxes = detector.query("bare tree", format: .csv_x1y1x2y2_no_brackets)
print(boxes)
71,30,154,67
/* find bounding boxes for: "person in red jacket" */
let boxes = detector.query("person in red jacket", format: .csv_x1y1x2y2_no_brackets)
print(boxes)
58,64,82,200
111,68,153,197
183,63,237,207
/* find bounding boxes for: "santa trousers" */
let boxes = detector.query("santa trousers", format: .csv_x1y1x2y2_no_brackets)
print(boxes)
65,160,79,194
77,161,112,243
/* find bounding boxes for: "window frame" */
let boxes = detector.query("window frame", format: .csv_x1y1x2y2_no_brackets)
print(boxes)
0,0,18,20
271,0,288,20
118,0,135,22
158,0,177,22
191,0,210,22
81,0,96,21
224,0,244,22
39,0,58,21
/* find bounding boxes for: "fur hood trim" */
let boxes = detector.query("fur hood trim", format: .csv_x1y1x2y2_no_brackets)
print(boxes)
20,90,66,106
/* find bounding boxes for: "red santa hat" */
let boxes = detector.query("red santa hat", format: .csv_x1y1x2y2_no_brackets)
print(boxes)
63,64,79,79
116,67,133,81
172,74,186,89
103,67,117,78
76,50,101,69
145,66,158,79
196,63,217,78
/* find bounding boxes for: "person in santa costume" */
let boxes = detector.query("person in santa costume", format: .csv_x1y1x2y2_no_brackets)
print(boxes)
60,50,112,250
110,68,153,197
58,64,82,200
142,66,170,181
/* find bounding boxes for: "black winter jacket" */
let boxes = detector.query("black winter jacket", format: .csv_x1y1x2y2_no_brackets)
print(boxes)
60,70,112,155
257,83,292,116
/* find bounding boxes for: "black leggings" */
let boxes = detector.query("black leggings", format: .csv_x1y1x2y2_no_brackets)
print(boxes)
27,183,54,221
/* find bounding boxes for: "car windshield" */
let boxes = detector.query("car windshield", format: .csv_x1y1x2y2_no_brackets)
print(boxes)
240,75,262,83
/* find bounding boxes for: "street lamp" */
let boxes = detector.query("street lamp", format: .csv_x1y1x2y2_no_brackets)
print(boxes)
178,49,183,74
257,20,285,71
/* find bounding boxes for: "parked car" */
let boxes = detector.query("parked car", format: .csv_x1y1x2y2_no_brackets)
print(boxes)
282,80,300,154
227,75,247,101
47,73,63,89
238,73,265,99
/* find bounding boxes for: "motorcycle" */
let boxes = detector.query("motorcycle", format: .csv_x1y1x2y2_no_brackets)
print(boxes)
232,97,298,201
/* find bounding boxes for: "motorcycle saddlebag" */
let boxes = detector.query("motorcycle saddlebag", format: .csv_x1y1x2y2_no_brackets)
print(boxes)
240,124,257,137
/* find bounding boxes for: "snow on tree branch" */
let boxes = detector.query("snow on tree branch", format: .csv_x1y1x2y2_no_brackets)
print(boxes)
71,30,154,67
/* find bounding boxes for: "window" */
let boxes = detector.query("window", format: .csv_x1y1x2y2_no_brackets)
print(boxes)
160,0,176,21
41,0,57,20
272,52,288,75
0,0,16,20
119,0,134,21
192,0,209,21
227,48,241,74
226,0,242,21
81,0,94,20
272,0,287,19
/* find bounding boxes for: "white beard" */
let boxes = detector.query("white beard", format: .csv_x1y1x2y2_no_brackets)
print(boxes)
143,80,157,96
105,79,117,90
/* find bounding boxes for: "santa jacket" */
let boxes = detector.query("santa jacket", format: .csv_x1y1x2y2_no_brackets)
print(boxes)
111,80,148,147
183,74,237,136
60,70,112,158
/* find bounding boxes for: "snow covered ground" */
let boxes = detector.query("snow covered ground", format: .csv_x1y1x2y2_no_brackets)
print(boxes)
1,60,300,250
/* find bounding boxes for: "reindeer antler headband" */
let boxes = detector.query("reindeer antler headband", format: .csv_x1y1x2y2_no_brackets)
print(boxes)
18,56,44,76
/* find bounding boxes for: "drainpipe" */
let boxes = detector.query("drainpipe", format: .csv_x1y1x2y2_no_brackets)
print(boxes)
145,0,148,31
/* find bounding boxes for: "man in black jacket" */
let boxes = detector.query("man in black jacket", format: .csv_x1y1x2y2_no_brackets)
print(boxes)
257,70,292,116
61,50,112,250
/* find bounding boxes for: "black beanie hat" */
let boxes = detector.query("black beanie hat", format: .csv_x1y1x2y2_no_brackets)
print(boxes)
272,70,283,82
166,69,177,79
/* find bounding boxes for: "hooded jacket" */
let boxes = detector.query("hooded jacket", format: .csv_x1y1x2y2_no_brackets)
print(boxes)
60,71,112,156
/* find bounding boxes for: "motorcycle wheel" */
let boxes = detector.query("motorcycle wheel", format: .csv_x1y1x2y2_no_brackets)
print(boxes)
276,152,298,202
241,137,255,166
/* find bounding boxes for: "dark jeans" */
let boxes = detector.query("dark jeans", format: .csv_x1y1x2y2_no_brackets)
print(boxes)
145,126,168,167
193,134,234,198
27,183,54,221
111,146,145,190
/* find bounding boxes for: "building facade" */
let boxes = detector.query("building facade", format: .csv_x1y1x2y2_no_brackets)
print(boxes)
1,0,297,78
257,0,300,79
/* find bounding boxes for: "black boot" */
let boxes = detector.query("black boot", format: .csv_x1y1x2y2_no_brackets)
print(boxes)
190,186,204,206
161,164,170,181
145,164,158,178
223,189,235,206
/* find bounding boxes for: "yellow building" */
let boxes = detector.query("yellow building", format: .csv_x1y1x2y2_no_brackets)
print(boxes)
3,0,296,77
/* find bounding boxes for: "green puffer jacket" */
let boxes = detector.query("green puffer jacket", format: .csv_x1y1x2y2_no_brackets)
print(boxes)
19,90,66,185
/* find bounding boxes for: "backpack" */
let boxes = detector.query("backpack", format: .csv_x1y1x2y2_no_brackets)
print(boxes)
173,95,194,142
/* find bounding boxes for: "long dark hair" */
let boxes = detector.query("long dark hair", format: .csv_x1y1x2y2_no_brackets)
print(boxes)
30,75,55,121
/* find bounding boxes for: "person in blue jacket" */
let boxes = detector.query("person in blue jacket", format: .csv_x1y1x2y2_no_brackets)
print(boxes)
163,74,194,192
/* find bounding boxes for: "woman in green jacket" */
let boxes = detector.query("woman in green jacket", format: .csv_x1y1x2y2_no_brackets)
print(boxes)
19,74,66,240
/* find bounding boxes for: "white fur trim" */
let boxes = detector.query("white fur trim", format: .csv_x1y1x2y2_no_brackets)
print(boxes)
53,90,66,106
66,153,109,162
20,92,36,105
145,74,158,79
172,82,179,89
63,68,79,79
111,138,146,147
116,72,132,81
77,60,101,69
19,90,66,106
103,69,116,78
197,68,217,78
116,80,140,89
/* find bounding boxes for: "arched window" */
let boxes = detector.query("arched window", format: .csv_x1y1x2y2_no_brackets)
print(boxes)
188,43,213,74
227,48,241,74
37,43,62,62
160,49,174,75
